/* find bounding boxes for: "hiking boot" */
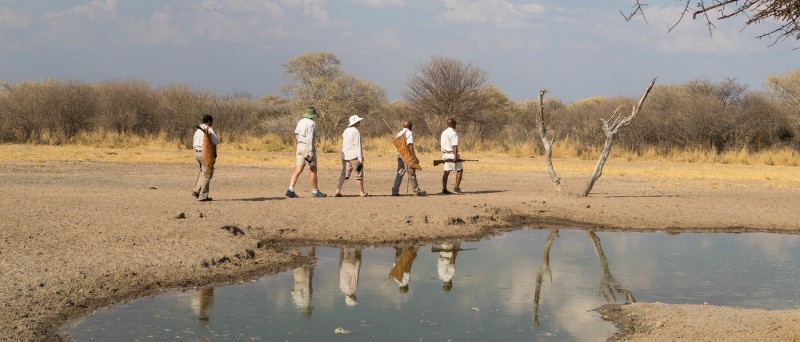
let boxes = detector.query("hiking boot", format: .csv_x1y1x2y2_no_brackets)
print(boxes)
192,191,200,198
312,190,328,198
285,189,298,198
415,191,427,196
198,197,213,202
441,189,451,195
453,187,462,193
391,193,400,197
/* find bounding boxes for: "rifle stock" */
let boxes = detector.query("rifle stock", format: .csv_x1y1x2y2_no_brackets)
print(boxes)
432,159,478,166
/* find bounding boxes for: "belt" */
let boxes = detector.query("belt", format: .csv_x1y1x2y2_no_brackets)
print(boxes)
442,151,453,153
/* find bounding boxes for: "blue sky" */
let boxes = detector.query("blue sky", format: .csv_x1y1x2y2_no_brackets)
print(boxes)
0,0,798,102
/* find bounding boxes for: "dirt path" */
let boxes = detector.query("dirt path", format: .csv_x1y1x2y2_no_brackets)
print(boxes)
2,155,800,341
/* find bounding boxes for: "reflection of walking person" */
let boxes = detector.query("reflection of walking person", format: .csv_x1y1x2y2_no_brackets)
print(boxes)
287,107,327,198
191,287,214,321
391,121,426,196
335,115,368,197
339,248,362,306
437,243,458,292
440,118,463,194
389,246,417,293
291,247,316,317
192,114,219,202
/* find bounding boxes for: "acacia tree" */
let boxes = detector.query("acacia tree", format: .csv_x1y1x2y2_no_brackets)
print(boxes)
280,51,386,138
403,56,497,135
625,0,800,45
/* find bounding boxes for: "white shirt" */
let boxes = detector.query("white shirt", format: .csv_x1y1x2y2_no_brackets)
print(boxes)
192,124,219,151
396,128,414,145
341,126,363,161
440,127,458,153
294,118,316,155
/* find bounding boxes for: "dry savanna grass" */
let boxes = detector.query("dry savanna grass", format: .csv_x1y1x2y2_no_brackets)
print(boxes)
3,132,800,190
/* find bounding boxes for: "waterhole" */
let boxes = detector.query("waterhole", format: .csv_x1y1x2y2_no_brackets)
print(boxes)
67,229,800,341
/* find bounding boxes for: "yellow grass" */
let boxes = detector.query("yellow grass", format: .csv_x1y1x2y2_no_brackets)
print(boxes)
3,130,800,187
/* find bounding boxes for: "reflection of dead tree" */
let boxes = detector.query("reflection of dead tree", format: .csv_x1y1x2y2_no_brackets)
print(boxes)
536,90,561,192
533,229,559,326
581,78,656,197
587,231,636,303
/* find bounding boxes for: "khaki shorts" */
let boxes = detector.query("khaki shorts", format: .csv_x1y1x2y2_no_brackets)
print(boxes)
442,153,463,172
341,159,363,180
296,151,317,167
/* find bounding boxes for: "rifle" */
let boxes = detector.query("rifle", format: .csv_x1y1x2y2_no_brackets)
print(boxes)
433,159,478,166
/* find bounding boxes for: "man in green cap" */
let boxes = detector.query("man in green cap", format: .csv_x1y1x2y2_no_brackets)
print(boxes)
286,107,327,198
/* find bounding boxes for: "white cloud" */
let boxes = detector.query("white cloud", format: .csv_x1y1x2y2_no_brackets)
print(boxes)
42,0,118,27
519,3,544,15
302,0,349,28
355,0,405,7
441,0,543,29
129,8,185,45
644,6,753,54
0,7,29,28
191,0,289,43
358,28,400,51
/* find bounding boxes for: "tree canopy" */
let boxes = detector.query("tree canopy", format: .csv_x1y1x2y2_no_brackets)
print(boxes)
626,0,800,45
280,51,386,137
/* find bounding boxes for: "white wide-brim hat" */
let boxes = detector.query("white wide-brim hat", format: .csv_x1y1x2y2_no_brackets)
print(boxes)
348,115,364,127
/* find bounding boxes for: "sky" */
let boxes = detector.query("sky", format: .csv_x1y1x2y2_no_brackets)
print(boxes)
0,0,798,103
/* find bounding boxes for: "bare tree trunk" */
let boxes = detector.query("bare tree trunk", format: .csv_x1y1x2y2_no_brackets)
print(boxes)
581,78,657,197
537,90,562,192
533,229,559,326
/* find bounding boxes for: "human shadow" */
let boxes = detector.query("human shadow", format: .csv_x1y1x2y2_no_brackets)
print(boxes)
228,197,286,202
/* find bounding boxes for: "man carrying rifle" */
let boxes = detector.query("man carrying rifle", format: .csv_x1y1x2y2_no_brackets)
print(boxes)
440,118,463,194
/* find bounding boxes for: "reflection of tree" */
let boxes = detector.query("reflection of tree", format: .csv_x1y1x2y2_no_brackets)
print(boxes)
588,231,636,304
532,229,636,326
533,229,559,326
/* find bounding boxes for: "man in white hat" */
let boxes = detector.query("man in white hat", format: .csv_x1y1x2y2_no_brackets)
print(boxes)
335,115,368,197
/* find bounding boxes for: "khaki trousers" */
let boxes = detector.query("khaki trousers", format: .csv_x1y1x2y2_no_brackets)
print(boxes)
392,156,422,195
193,152,213,200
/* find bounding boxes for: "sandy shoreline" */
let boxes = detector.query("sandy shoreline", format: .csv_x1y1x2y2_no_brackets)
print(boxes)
2,153,800,341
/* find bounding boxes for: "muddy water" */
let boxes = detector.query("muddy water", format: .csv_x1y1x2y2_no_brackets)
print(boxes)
67,229,800,341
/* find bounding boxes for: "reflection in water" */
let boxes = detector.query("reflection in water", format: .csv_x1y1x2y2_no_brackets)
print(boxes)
432,242,474,293
291,247,315,317
339,247,361,306
389,246,417,293
71,230,800,341
588,231,636,303
533,230,636,326
191,287,214,321
533,229,559,326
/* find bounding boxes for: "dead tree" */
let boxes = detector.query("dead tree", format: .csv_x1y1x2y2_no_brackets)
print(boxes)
580,78,657,197
537,90,562,191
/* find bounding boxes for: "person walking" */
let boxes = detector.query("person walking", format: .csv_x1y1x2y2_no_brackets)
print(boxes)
440,118,463,194
192,114,218,202
335,115,368,197
287,107,327,198
391,121,426,196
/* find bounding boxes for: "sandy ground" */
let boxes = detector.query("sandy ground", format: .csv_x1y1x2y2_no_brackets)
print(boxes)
2,152,800,341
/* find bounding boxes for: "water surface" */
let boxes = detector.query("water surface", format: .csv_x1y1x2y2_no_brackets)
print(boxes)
68,229,800,341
